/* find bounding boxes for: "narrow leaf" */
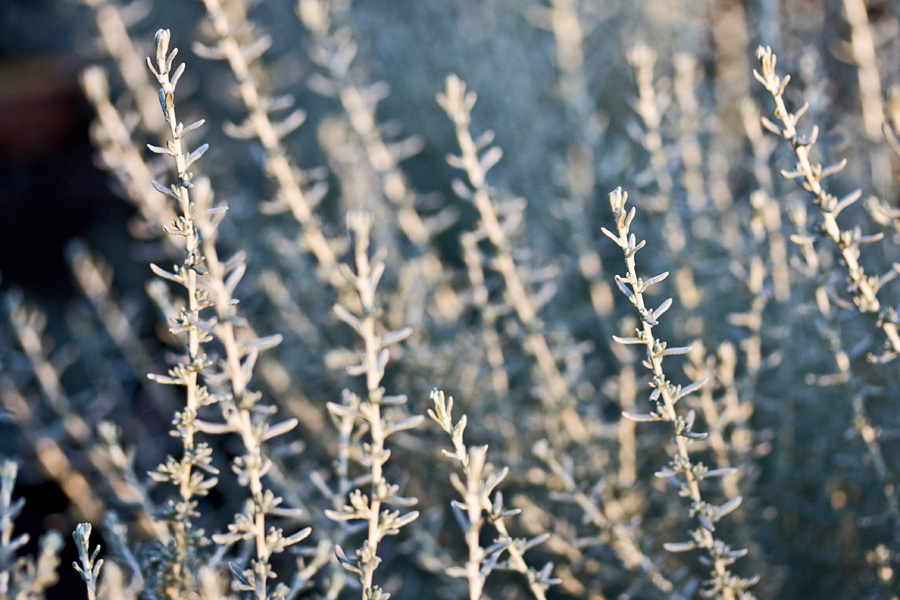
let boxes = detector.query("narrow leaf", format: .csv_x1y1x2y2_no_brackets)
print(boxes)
663,541,697,553
186,143,209,168
479,146,503,173
333,303,361,332
182,119,205,134
381,327,413,347
612,335,643,345
717,495,743,518
147,144,174,155
674,377,708,401
151,180,177,198
262,418,299,441
643,271,669,288
600,227,623,246
149,263,183,284
652,298,673,321
622,411,661,422
662,345,692,356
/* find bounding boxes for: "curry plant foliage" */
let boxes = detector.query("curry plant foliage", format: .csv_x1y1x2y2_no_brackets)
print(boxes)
3,1,900,599
602,187,757,600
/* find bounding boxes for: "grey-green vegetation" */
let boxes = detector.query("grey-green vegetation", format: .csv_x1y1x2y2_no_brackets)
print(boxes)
2,1,900,599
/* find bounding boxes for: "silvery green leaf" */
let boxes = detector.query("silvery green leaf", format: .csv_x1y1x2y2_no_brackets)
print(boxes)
223,118,256,139
440,448,464,462
475,129,495,149
381,394,408,406
262,418,299,441
334,546,362,577
445,566,468,579
146,143,174,155
483,466,509,496
537,562,561,585
333,303,361,332
370,259,385,290
858,233,885,244
346,363,366,377
324,509,362,522
242,34,272,63
600,226,623,247
479,146,503,173
452,413,467,441
266,93,295,112
449,501,469,533
212,532,244,552
384,415,424,436
652,298,673,321
449,473,466,497
832,189,861,215
662,345,692,356
383,510,418,534
381,327,413,347
820,158,848,178
191,41,225,60
704,467,737,478
386,493,419,507
170,62,185,88
194,419,234,434
275,109,307,139
674,378,708,402
521,532,550,552
451,177,473,200
157,89,167,120
186,143,208,168
685,409,696,429
226,562,253,590
8,532,28,553
611,335,642,345
483,538,510,557
614,277,634,298
375,348,389,376
663,540,697,553
643,271,669,288
281,527,312,547
718,495,743,518
224,261,245,295
193,476,218,492
627,236,646,256
149,263,183,284
147,373,182,385
151,180,177,198
446,153,465,169
622,411,661,422
624,206,636,230
145,55,159,79
790,233,818,245
182,119,205,134
326,402,359,418
760,116,782,135
244,334,283,354
798,123,818,145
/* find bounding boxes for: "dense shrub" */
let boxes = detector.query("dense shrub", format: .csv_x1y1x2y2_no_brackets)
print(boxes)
2,0,900,598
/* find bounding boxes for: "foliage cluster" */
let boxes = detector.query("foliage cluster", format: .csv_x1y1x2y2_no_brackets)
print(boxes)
2,0,900,599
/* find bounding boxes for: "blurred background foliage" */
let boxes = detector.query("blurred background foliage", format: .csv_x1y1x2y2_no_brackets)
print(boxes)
1,0,900,598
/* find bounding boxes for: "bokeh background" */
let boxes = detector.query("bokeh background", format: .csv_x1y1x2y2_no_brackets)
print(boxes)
2,0,900,598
